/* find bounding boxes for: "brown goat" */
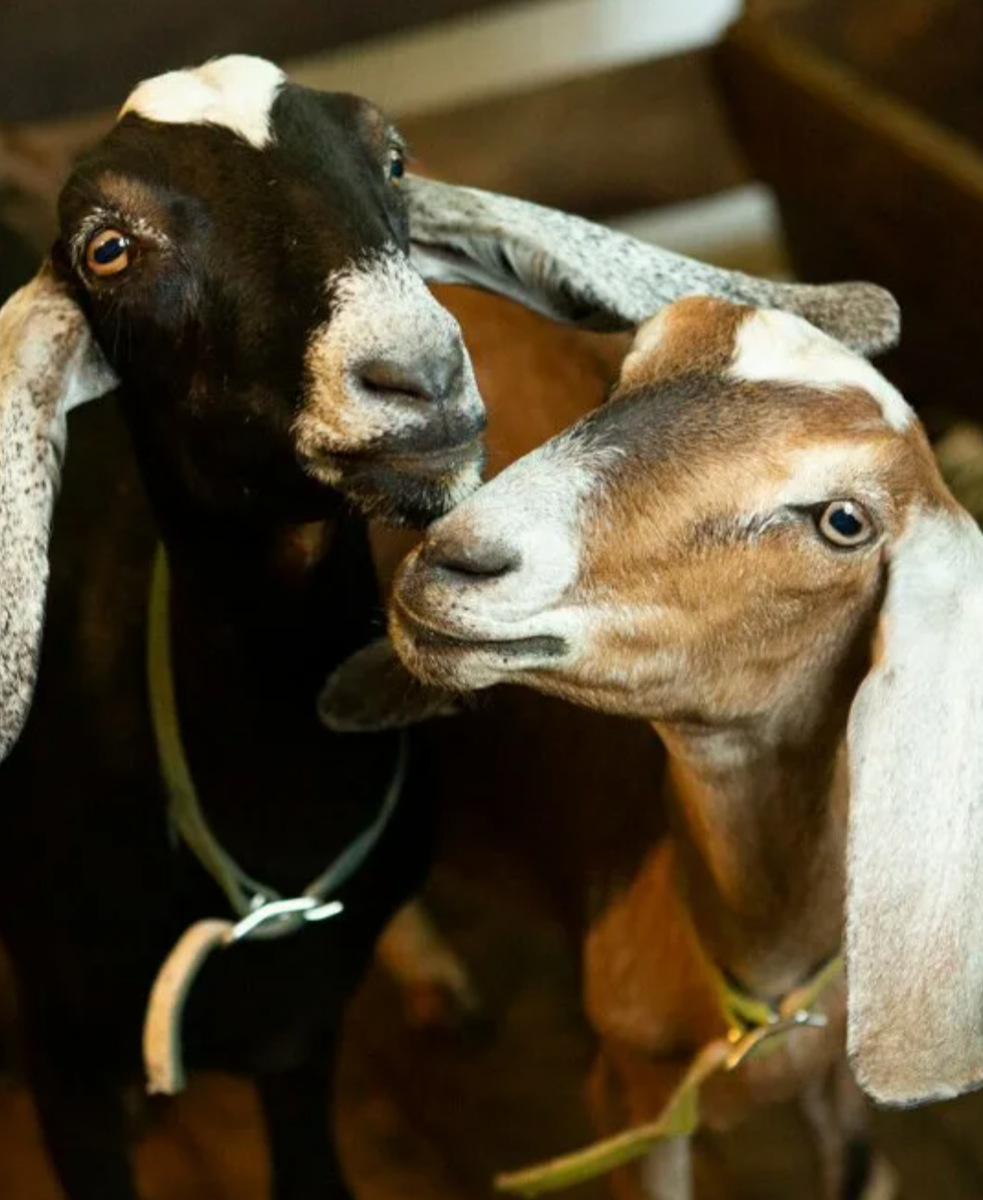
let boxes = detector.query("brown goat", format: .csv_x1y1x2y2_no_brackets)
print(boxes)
384,295,983,1200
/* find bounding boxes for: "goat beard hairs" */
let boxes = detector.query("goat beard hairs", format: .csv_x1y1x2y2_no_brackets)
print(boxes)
335,463,477,530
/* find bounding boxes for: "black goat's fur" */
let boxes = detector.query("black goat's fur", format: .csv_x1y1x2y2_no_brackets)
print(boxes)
0,73,481,1200
0,397,433,1200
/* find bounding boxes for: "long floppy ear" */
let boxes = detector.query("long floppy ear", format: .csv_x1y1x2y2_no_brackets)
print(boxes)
0,266,117,759
406,175,900,358
847,504,983,1105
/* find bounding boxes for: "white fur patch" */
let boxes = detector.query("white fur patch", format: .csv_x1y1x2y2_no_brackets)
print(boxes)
119,55,285,149
732,309,911,431
296,246,482,460
406,434,616,644
619,309,671,379
769,442,891,514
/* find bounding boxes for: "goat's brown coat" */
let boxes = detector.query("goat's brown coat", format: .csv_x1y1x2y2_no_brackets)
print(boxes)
391,296,983,1196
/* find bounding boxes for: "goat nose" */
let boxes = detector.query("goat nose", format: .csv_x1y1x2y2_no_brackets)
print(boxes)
356,342,464,405
422,533,521,581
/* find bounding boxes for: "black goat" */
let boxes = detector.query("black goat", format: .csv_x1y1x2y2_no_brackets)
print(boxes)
0,54,898,1200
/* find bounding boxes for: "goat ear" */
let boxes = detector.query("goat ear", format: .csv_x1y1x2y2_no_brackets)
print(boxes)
0,266,117,758
318,637,460,733
847,504,983,1105
406,175,900,357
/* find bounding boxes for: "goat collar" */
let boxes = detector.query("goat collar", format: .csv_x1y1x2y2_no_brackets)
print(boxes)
142,544,407,1096
496,945,843,1197
716,953,844,1043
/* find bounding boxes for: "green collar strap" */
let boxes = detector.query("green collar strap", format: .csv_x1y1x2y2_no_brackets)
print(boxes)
495,939,843,1197
142,544,408,1095
717,952,845,1043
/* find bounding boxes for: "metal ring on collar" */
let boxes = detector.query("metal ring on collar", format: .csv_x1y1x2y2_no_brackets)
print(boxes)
230,896,345,942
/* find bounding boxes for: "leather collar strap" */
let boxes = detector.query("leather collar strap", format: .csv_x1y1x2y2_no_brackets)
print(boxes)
142,545,407,1095
495,942,843,1197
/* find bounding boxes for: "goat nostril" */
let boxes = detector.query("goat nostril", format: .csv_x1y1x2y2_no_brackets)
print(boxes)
423,537,520,581
356,344,464,406
358,358,430,401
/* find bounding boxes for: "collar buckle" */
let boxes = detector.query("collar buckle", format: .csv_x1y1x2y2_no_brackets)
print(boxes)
230,896,345,943
725,1007,828,1070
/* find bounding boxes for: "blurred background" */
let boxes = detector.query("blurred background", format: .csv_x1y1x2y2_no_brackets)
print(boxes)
3,1,983,1196
5,0,983,451
0,0,769,290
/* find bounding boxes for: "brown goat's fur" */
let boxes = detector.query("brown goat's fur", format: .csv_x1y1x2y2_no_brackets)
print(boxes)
391,297,976,1200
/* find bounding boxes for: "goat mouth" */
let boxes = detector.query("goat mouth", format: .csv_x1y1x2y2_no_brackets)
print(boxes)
303,437,483,478
378,440,484,474
301,439,484,527
393,598,568,665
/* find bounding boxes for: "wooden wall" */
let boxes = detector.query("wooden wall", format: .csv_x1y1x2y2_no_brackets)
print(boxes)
0,0,509,121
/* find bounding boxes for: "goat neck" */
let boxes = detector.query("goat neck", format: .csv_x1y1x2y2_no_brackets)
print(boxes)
654,641,866,1001
158,505,402,897
165,506,379,697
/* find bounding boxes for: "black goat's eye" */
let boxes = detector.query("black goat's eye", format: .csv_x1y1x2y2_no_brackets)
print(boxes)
387,147,405,183
85,229,131,277
817,500,875,548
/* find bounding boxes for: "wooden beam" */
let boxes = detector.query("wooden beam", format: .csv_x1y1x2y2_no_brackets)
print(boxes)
717,20,983,420
1,47,749,250
404,50,749,217
0,0,511,122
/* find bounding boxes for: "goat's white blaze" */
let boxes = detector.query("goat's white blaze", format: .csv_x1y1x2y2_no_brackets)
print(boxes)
119,55,285,149
732,309,911,431
297,247,481,465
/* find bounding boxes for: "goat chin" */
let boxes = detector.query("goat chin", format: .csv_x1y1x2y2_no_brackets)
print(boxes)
337,459,484,528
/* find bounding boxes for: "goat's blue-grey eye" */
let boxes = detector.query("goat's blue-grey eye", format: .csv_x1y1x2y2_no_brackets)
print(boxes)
388,148,405,183
85,229,131,277
817,500,874,548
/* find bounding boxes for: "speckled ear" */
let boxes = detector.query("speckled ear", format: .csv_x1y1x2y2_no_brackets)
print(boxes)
0,266,116,759
407,174,900,357
318,637,459,733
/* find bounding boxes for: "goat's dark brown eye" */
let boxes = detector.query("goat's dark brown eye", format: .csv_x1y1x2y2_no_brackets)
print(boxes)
817,500,874,548
85,229,131,277
387,147,405,183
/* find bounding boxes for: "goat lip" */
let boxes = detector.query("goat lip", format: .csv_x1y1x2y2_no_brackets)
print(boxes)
394,599,567,661
375,439,483,474
306,438,482,475
392,597,471,642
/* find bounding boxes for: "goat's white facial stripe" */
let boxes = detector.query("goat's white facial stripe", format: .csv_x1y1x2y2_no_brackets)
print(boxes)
119,55,285,149
769,443,891,512
296,245,481,459
419,435,613,633
732,309,911,431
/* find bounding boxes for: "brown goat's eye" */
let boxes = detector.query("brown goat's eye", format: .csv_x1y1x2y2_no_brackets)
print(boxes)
85,229,131,277
817,500,875,548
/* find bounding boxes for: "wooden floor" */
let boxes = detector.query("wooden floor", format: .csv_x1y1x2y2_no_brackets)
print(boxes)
3,853,983,1200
